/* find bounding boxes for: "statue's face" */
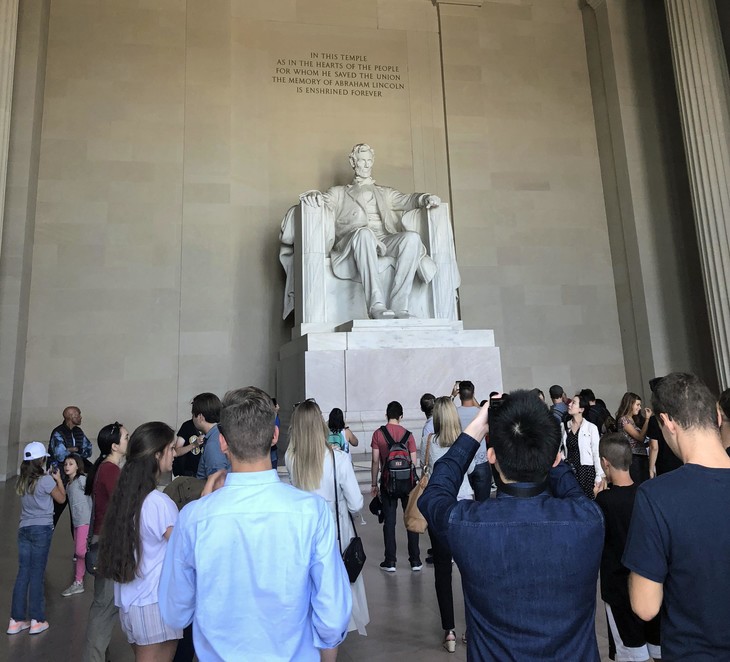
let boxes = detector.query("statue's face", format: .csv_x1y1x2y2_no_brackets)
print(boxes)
351,150,374,178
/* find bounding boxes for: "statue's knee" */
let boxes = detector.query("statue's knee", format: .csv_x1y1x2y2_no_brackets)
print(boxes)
401,231,422,252
352,229,377,251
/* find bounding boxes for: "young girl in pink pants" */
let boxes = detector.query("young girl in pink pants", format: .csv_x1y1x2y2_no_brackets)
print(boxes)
62,454,91,597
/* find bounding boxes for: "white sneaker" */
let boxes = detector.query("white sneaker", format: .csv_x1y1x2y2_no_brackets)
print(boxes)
61,581,84,597
29,619,49,635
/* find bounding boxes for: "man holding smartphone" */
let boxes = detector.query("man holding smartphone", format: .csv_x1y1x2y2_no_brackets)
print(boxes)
420,390,604,659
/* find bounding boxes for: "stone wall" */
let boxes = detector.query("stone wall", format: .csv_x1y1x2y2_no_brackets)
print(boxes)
3,0,716,476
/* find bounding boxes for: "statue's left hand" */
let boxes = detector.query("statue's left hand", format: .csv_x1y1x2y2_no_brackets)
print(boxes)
423,194,441,209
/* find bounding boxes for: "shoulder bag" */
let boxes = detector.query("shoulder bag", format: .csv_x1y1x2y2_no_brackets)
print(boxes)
85,496,99,576
332,449,366,583
403,433,431,534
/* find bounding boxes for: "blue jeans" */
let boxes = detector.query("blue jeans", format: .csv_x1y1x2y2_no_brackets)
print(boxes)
11,525,53,622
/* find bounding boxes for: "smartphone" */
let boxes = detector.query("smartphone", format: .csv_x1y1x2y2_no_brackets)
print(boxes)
487,393,509,428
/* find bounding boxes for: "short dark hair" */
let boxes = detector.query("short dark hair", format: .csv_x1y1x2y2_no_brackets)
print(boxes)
598,433,632,471
549,385,564,400
579,388,596,402
719,388,730,423
420,393,435,418
489,390,561,482
459,381,475,400
219,390,276,462
386,401,403,420
651,372,717,431
192,393,222,424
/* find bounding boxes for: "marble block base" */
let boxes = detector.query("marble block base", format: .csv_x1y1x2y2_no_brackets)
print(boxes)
276,320,502,457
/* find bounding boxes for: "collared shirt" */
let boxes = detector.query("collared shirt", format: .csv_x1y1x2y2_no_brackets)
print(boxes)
159,470,351,662
48,424,92,463
419,434,604,661
195,425,229,479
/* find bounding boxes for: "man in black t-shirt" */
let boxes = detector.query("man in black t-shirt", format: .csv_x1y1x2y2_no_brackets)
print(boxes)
624,373,730,660
595,434,660,661
172,418,202,477
646,415,681,477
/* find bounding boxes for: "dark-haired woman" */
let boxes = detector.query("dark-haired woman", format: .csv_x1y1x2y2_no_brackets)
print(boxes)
616,392,652,485
327,407,359,452
82,422,129,662
98,422,181,661
560,394,604,499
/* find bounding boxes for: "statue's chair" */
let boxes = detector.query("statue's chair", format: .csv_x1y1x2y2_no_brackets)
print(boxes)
279,203,460,333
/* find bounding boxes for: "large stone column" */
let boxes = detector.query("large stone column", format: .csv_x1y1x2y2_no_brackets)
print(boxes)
664,0,730,389
0,0,20,255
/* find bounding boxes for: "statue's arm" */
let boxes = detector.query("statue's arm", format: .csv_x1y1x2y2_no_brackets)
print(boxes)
387,188,440,211
300,187,337,210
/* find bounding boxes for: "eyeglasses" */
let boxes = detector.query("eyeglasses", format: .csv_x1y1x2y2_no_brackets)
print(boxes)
293,398,317,410
110,422,120,437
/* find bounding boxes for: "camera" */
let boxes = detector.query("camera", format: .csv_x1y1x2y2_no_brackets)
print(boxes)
50,460,59,473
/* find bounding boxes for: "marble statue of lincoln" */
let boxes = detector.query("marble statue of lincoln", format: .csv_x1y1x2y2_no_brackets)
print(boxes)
299,143,441,319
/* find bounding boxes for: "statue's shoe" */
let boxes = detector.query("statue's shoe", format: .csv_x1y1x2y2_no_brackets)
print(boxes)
394,310,413,319
369,304,396,319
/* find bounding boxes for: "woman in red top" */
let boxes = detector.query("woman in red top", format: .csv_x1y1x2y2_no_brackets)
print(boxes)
82,422,129,662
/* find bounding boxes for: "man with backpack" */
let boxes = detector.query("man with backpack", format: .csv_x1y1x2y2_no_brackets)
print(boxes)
370,401,421,572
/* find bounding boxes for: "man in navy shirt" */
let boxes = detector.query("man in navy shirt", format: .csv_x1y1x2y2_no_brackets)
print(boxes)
420,390,604,661
624,372,730,660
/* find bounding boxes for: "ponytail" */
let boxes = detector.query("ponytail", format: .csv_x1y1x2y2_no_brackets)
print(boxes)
86,422,122,496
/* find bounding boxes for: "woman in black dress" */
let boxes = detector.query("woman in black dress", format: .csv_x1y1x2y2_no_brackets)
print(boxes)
560,394,605,499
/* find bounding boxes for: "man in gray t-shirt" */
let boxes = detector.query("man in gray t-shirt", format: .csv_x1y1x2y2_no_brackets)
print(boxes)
454,381,491,501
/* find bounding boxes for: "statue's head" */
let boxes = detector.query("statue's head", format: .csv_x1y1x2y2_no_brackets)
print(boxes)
349,143,375,178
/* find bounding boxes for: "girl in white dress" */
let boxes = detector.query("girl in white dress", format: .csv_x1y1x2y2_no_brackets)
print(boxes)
286,400,369,636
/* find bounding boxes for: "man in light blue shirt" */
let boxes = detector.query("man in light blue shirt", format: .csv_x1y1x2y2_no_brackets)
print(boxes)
160,387,351,662
192,392,231,479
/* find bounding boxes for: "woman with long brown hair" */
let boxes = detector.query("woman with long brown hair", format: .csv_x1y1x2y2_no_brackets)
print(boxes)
615,392,652,484
286,400,369,637
97,422,181,661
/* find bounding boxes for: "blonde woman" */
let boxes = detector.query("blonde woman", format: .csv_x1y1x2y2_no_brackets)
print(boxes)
285,400,369,636
420,396,476,653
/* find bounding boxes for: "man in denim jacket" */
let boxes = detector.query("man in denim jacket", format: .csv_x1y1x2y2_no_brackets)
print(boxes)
420,390,604,661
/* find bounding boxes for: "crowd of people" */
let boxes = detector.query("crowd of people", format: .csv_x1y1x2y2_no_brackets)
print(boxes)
7,373,730,661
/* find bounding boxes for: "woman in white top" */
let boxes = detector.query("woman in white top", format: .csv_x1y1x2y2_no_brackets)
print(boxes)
286,400,369,636
560,394,605,499
420,396,476,653
97,422,181,661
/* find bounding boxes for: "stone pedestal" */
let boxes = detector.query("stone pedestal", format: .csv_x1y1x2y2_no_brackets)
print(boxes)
276,319,502,455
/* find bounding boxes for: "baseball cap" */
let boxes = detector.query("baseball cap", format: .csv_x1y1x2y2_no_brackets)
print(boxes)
23,441,49,461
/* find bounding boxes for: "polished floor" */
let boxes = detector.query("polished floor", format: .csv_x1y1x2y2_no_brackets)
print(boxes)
0,474,611,661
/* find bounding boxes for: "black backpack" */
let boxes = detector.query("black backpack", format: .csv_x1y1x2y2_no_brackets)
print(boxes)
379,426,416,497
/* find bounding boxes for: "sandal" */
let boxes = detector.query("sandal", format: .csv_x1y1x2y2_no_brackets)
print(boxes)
443,629,456,653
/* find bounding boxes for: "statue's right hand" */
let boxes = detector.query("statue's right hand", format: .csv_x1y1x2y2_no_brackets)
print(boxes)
299,190,323,207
